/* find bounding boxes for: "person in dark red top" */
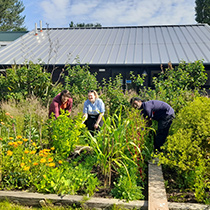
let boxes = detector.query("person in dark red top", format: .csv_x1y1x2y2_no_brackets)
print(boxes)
49,90,73,118
130,97,175,152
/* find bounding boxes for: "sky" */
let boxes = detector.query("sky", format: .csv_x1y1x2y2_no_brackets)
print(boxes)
21,0,197,31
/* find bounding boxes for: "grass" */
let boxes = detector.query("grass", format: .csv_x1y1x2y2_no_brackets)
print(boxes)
0,200,81,210
0,200,130,210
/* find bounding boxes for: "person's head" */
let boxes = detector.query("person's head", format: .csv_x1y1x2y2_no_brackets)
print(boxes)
60,90,71,104
88,90,98,103
130,97,142,109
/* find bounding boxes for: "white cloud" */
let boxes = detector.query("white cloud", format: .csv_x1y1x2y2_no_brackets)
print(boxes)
40,0,70,26
24,0,196,29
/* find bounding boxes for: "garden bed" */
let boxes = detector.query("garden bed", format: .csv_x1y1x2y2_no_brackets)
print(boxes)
162,166,210,204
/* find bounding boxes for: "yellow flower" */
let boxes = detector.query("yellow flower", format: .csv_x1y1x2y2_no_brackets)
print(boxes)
30,151,36,155
58,160,63,164
48,163,55,167
23,166,30,171
32,142,36,147
17,141,23,145
13,142,18,147
8,142,13,146
9,137,13,140
16,135,22,139
23,138,28,142
22,157,24,160
7,150,13,156
51,147,55,150
20,163,25,167
43,175,46,179
24,150,29,154
40,158,46,163
43,149,50,152
48,158,53,162
33,162,38,166
29,160,31,163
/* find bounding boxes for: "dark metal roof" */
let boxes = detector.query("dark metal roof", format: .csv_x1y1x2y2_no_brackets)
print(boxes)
0,31,28,41
0,24,209,65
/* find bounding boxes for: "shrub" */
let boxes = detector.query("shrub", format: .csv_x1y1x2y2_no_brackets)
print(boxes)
0,62,62,106
157,97,210,203
152,60,207,113
100,74,130,116
48,111,86,159
63,63,98,106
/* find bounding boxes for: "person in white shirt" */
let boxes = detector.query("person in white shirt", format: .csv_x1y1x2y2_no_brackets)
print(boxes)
83,90,105,135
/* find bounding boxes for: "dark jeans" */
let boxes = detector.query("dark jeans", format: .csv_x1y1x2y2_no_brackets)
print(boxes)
154,114,175,152
84,114,103,135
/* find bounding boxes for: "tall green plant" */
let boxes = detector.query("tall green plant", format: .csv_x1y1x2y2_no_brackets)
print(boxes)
48,111,85,159
100,74,130,116
87,106,151,189
63,62,98,106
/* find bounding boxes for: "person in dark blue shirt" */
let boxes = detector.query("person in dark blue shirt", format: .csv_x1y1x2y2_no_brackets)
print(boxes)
130,97,175,152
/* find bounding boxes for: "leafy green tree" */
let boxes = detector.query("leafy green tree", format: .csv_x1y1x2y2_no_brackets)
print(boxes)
0,0,26,31
69,21,101,28
195,0,210,25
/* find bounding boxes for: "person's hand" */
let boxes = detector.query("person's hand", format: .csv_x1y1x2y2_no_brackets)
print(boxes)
94,123,99,129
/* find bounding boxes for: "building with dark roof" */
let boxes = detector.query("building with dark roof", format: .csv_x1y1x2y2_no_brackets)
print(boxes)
0,31,28,48
0,24,209,87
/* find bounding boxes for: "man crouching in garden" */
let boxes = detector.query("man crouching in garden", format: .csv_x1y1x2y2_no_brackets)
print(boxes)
130,97,175,152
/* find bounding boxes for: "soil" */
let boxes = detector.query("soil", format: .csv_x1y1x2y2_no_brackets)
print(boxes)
162,166,202,203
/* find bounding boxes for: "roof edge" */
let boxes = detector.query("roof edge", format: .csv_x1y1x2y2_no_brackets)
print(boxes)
37,24,207,31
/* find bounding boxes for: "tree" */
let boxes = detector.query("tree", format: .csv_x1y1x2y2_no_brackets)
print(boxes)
195,0,210,25
69,21,101,28
0,0,27,31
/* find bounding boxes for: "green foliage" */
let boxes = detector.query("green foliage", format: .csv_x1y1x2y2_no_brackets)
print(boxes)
195,0,210,25
63,63,98,106
0,62,62,105
69,21,102,28
156,97,210,203
0,98,49,145
100,74,130,116
0,0,26,31
48,111,85,159
111,170,144,201
87,106,151,198
35,161,99,196
152,60,207,113
130,71,145,90
154,61,207,90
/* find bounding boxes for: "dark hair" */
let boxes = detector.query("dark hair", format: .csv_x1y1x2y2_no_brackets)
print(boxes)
60,90,71,98
130,97,142,105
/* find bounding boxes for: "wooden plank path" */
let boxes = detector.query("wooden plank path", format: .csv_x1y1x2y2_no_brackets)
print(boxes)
148,159,169,210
